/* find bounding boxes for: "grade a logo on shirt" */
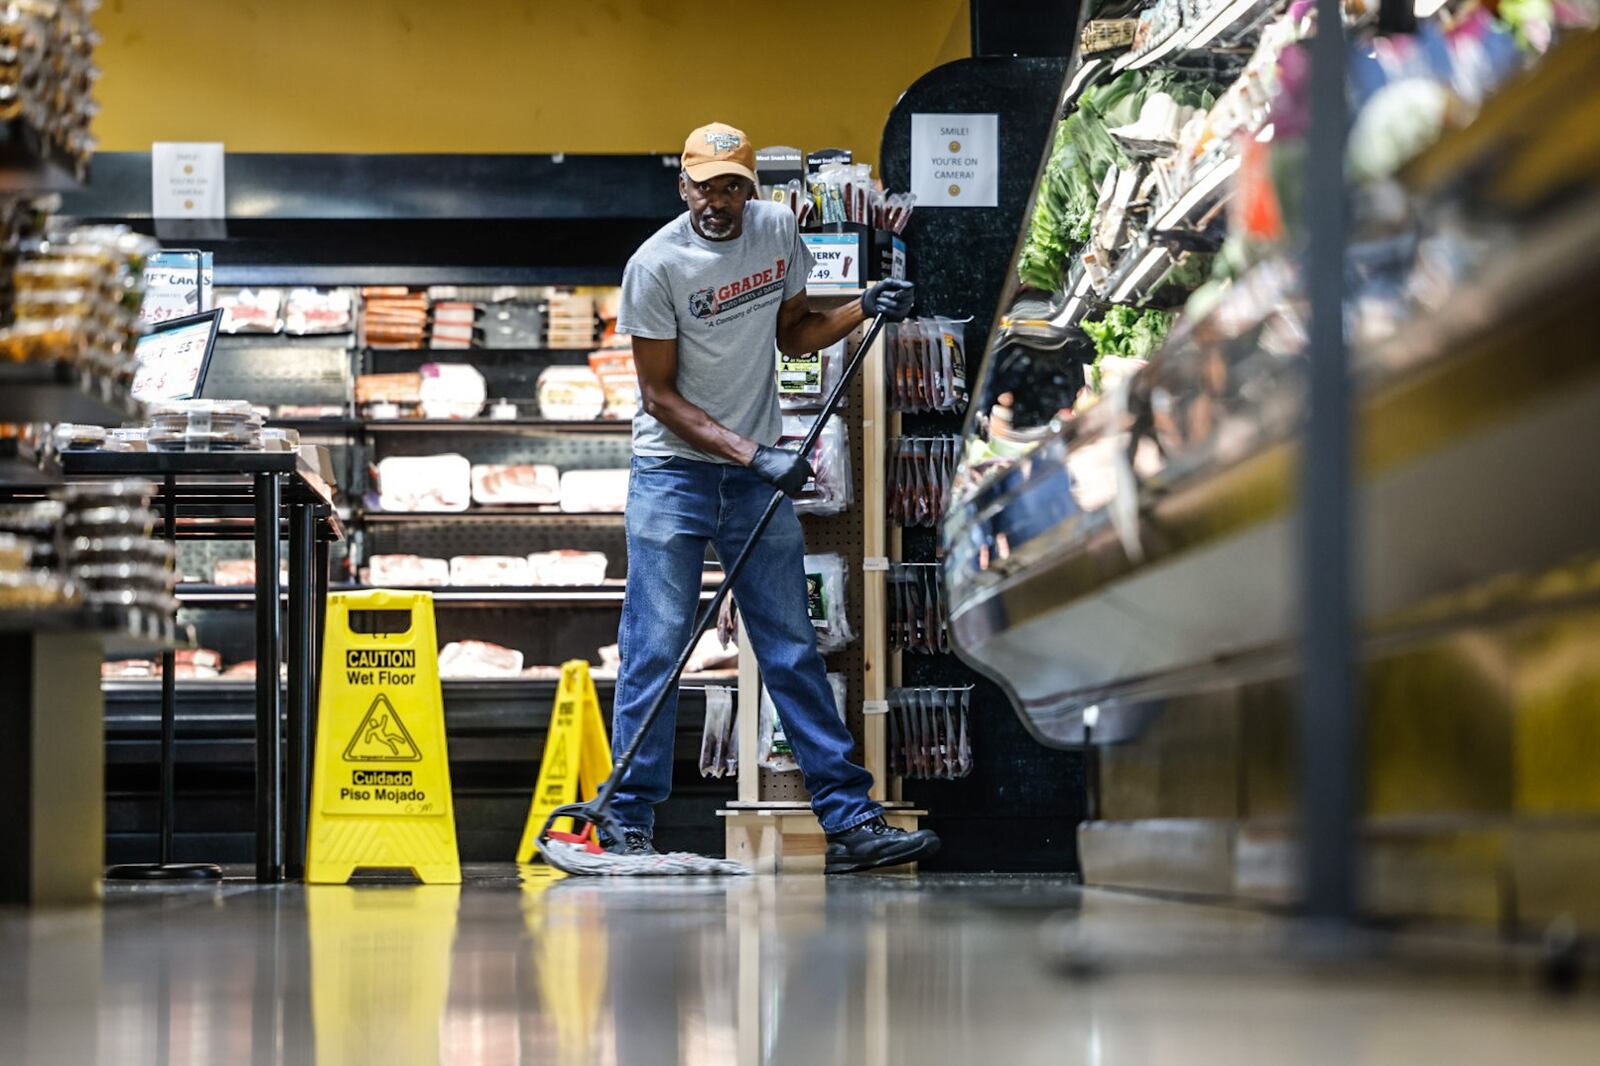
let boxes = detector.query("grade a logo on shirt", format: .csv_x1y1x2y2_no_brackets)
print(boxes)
686,258,788,322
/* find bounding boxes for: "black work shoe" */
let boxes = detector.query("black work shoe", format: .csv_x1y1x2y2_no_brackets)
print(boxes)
825,818,940,874
600,827,658,857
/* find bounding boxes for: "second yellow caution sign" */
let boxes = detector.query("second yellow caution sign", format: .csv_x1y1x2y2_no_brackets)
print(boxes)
515,659,613,863
306,589,460,884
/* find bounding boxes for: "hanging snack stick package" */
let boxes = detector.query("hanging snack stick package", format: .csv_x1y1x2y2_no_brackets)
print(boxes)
777,414,853,516
802,552,855,652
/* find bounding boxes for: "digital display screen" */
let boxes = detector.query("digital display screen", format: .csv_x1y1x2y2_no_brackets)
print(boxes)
131,315,216,402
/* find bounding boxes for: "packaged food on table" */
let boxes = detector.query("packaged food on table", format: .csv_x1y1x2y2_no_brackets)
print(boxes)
470,463,559,506
0,531,36,570
376,453,472,513
216,288,284,334
438,640,524,679
525,550,608,586
283,288,353,335
145,399,265,452
367,554,450,587
558,468,629,513
0,500,65,537
588,344,639,420
52,423,107,451
537,365,606,421
261,427,300,453
448,554,531,587
0,568,79,608
776,414,852,515
418,362,486,419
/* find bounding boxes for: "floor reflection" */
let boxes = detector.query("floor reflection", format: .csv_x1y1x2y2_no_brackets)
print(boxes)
2,869,1596,1065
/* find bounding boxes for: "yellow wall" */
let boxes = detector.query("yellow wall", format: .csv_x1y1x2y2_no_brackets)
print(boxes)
92,0,970,160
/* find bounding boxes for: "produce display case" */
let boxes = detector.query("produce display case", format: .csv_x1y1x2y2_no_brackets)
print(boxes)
940,5,1600,928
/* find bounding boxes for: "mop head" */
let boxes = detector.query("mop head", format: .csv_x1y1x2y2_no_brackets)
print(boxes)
537,837,750,877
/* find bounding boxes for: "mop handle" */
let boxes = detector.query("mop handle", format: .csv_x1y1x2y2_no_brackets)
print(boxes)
590,312,889,812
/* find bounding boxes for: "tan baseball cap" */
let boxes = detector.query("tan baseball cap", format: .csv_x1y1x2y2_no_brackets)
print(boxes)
682,122,757,184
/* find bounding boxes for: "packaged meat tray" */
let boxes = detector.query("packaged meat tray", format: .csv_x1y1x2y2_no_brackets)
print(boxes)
216,288,283,334
471,463,559,506
418,363,486,419
526,550,608,586
559,468,629,513
438,640,524,679
377,454,471,513
213,558,256,587
588,346,639,420
284,288,354,335
449,555,531,586
536,366,606,421
367,554,450,587
355,373,423,405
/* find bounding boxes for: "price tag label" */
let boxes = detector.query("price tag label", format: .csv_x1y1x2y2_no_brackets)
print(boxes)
802,233,861,291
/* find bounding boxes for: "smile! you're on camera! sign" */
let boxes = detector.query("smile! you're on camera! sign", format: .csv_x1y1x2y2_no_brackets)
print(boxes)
910,113,999,207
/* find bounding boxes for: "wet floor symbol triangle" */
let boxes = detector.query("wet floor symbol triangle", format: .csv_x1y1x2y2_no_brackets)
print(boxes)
343,692,423,762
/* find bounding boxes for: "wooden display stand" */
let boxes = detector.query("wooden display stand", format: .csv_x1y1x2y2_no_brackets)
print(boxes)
718,302,926,871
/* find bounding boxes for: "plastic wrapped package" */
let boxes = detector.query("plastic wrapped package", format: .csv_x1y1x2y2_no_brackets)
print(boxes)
776,414,852,515
284,288,354,335
559,469,629,513
367,554,450,587
471,463,559,506
449,555,531,587
698,685,738,779
777,338,846,411
759,673,846,772
526,550,608,586
588,344,639,420
437,640,524,679
479,300,543,349
216,289,283,334
376,454,472,513
537,366,606,421
418,363,486,420
802,552,855,652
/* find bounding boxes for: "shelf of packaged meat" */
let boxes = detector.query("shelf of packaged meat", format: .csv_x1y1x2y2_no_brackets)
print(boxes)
102,674,735,766
176,579,721,606
361,418,631,435
362,508,625,523
0,361,143,425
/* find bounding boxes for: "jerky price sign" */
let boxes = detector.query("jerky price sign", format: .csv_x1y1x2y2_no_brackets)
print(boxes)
910,114,998,208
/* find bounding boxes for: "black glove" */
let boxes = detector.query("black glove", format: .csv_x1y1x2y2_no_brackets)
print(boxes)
862,277,914,322
748,444,814,498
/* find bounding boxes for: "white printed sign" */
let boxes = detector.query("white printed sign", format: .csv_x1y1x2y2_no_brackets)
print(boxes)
910,114,998,207
801,233,861,291
152,142,226,218
140,251,213,323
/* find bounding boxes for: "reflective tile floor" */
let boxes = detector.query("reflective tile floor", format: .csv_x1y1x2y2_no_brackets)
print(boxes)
2,867,1596,1065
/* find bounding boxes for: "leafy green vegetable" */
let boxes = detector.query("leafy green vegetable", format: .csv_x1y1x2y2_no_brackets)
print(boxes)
1017,70,1222,294
1080,306,1173,361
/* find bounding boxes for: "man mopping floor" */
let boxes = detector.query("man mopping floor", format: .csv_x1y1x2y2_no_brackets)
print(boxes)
596,122,940,874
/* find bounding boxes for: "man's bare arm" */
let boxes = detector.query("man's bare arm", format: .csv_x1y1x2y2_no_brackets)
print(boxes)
774,291,866,357
632,334,758,465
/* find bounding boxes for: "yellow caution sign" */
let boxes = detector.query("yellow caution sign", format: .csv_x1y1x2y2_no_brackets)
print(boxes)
514,659,613,862
306,590,461,884
308,885,459,1066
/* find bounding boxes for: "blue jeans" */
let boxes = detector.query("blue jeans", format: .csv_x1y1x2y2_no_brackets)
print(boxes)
609,454,882,835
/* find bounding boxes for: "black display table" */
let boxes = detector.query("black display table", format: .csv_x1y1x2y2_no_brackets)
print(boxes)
58,452,342,883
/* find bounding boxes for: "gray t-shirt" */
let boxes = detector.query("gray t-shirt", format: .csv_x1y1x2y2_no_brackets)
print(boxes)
617,198,814,462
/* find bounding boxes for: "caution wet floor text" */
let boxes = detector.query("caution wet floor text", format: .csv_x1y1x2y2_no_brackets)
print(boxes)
306,590,460,884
